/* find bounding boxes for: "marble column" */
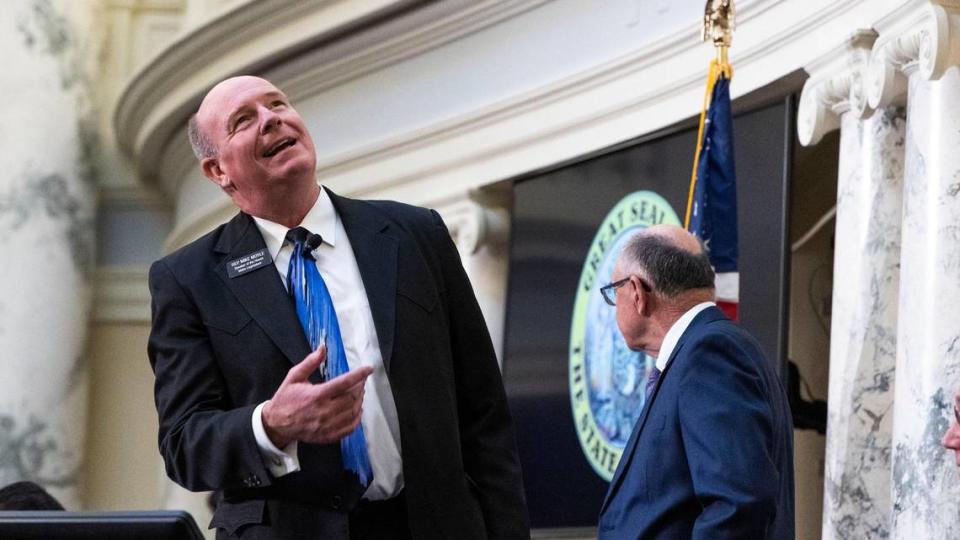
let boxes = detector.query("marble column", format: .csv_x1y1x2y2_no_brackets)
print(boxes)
0,0,97,509
799,30,906,540
434,189,511,366
868,1,960,537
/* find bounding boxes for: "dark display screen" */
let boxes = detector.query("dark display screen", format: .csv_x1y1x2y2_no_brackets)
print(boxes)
503,99,792,528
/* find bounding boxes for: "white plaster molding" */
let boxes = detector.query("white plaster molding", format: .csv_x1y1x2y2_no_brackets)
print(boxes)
184,0,244,26
114,0,413,178
798,29,878,147
305,0,860,202
94,266,152,323
139,0,900,247
104,0,185,76
117,0,547,197
162,134,203,198
274,0,550,102
925,1,960,79
98,184,171,211
437,200,504,255
163,196,236,253
432,189,511,255
153,0,543,200
106,0,183,9
116,0,774,194
868,0,960,109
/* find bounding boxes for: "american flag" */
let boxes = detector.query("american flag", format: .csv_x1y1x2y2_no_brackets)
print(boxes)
685,66,738,320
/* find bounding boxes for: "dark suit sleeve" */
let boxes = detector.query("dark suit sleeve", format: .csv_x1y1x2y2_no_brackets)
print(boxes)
429,210,531,539
148,259,272,492
677,331,780,539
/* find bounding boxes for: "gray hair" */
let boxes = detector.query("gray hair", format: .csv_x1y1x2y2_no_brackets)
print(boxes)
187,114,217,160
620,233,715,297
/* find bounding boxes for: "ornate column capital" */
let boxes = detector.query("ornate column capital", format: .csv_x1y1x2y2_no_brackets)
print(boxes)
433,188,510,255
798,29,877,147
868,0,960,109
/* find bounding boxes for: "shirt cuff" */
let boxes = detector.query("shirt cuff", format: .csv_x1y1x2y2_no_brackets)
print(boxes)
252,401,301,477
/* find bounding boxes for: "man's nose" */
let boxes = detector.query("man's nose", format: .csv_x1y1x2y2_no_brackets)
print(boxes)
259,106,281,133
943,423,960,449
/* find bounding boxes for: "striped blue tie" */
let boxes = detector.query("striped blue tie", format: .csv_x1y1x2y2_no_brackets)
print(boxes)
286,227,373,488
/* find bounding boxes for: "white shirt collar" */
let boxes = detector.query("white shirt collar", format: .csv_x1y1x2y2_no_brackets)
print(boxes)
655,301,716,371
251,186,338,261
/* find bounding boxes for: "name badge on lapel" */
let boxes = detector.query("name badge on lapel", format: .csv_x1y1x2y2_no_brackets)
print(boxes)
226,248,272,278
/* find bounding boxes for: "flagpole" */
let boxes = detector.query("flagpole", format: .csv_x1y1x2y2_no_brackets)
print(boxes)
717,45,729,73
685,0,736,228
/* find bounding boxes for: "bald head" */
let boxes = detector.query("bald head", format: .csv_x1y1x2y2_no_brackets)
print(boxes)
196,76,275,127
186,75,319,225
643,224,705,254
610,224,714,354
189,76,279,160
617,224,714,298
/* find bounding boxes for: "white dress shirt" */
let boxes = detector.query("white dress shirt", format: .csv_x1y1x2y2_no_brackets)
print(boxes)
654,302,716,372
249,187,403,500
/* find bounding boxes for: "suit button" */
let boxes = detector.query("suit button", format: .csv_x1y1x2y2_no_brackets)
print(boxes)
331,495,342,510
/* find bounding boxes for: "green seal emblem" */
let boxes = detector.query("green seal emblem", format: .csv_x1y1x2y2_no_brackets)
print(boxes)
569,191,680,481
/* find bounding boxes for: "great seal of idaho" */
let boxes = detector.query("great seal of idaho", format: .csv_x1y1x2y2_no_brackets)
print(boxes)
568,190,680,481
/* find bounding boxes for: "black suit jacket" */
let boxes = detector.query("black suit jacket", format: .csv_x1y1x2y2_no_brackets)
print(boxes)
148,190,529,539
598,307,794,539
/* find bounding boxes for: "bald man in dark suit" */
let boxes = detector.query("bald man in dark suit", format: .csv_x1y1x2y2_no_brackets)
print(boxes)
148,75,529,539
597,225,794,539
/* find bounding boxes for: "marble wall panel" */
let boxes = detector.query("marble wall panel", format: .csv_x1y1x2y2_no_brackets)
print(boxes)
891,67,960,539
823,106,905,540
0,0,97,509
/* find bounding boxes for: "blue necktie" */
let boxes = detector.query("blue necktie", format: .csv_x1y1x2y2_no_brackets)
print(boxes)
644,366,661,403
286,227,373,488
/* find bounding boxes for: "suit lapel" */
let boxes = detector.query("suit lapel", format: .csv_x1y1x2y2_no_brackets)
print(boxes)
600,306,727,513
214,212,311,365
600,348,678,513
327,190,399,373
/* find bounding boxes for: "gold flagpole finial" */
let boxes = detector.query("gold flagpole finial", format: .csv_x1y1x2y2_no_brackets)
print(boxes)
703,0,735,69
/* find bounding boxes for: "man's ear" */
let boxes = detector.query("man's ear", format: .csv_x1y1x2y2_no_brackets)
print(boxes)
201,158,233,193
631,276,651,317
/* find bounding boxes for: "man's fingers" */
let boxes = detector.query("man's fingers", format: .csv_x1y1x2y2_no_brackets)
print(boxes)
324,408,365,443
335,414,364,440
320,366,374,395
285,346,327,384
302,399,365,444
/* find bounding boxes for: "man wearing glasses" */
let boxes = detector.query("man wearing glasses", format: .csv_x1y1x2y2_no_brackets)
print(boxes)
597,224,795,540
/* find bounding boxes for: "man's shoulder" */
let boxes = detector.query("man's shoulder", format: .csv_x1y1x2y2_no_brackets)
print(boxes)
687,308,754,342
677,311,767,367
361,198,437,227
158,225,225,265
703,315,756,342
150,215,242,279
334,194,443,243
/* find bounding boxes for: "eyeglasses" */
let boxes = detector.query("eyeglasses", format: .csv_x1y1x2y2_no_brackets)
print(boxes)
599,275,652,306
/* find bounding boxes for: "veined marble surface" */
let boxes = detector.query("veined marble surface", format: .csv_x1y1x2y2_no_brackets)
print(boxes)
891,68,960,539
823,106,905,540
0,0,96,509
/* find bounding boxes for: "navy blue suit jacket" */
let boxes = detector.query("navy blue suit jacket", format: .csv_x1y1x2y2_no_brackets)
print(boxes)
598,306,794,539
